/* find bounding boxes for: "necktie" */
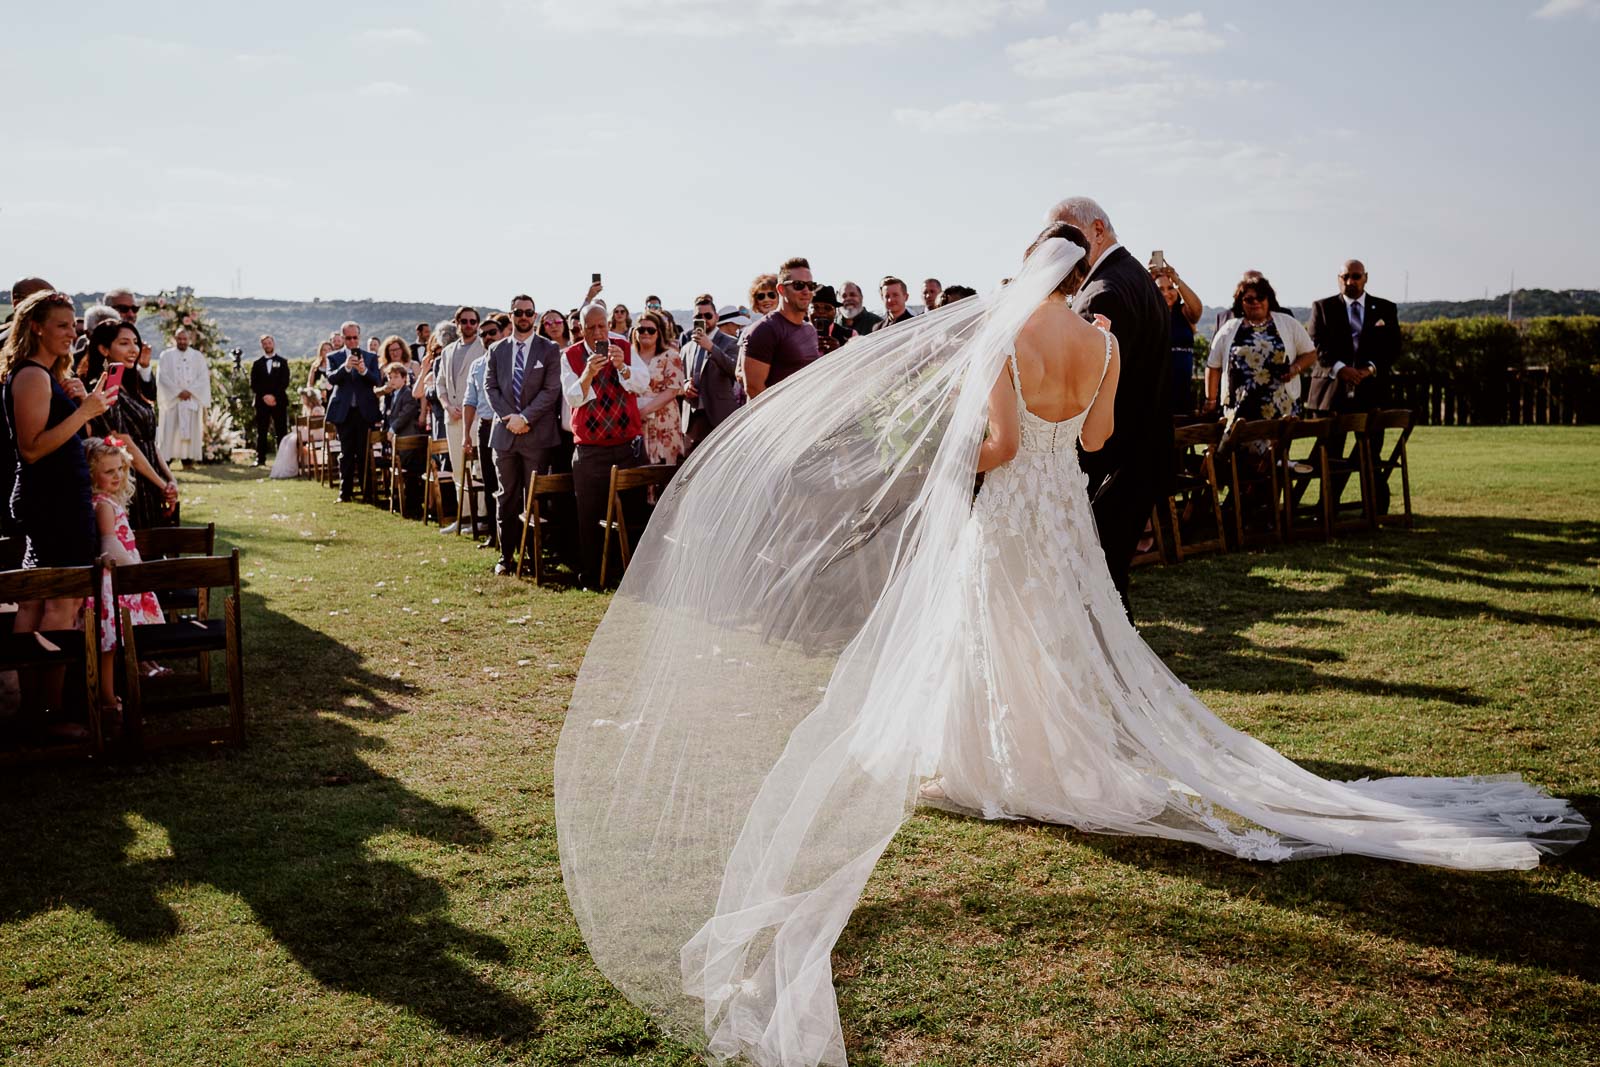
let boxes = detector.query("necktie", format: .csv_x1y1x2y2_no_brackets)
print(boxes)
512,341,526,399
1349,300,1363,353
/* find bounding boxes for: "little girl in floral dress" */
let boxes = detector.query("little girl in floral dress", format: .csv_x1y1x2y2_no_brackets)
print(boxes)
87,435,164,721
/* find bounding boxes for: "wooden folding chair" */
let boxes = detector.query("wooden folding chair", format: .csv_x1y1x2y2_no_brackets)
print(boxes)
1216,417,1287,549
422,439,455,527
517,472,575,582
390,435,427,518
134,522,218,683
1367,409,1415,527
318,422,341,488
600,465,677,587
1282,416,1334,542
293,415,313,478
0,565,101,762
1323,412,1377,534
1130,508,1167,568
458,448,482,537
363,428,390,507
110,550,245,753
1164,420,1228,562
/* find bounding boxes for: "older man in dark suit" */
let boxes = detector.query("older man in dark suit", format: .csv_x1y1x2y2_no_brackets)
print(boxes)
484,294,564,576
681,293,741,453
325,320,382,501
1308,259,1401,511
1048,197,1170,616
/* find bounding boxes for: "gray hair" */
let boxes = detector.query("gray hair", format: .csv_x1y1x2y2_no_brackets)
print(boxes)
83,304,121,333
1047,196,1114,236
434,320,459,345
101,287,136,305
581,302,608,324
339,319,361,333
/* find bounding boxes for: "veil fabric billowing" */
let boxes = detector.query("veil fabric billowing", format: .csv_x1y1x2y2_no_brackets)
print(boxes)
557,238,1087,1066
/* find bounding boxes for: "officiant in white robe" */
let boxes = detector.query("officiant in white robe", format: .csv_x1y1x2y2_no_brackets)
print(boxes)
155,328,211,463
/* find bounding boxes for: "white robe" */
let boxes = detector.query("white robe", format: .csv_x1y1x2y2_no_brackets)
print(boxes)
156,347,211,462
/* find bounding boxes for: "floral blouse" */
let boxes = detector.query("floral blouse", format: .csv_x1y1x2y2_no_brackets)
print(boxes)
641,349,686,465
1224,320,1299,420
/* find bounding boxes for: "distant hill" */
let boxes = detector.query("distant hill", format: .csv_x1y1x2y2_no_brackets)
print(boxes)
4,288,1590,354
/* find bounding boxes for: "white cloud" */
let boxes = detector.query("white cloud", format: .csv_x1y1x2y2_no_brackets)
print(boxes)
359,27,430,45
357,81,412,98
1533,0,1600,18
1026,78,1259,127
893,101,1007,134
521,0,1043,44
1007,10,1224,80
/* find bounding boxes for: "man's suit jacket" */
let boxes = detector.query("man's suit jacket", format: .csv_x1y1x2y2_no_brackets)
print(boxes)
324,348,382,425
250,354,290,411
1307,293,1399,412
483,334,563,453
682,330,740,431
1070,245,1172,479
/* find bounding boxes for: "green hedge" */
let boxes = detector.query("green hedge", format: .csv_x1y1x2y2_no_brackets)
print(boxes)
1396,315,1600,423
209,356,317,431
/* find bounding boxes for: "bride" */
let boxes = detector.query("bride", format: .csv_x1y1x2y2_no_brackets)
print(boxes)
555,226,1586,1067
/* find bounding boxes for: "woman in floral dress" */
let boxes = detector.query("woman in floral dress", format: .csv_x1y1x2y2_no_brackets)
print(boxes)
632,310,686,466
1204,273,1318,421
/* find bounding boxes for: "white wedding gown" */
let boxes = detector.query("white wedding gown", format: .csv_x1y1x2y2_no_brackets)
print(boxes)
556,239,1586,1067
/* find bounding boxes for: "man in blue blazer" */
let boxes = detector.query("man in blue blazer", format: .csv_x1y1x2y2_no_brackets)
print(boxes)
326,320,383,501
483,294,564,575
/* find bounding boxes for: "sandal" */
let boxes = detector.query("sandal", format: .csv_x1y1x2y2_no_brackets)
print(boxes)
143,662,173,679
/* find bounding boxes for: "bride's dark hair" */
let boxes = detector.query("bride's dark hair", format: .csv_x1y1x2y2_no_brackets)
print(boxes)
1026,222,1091,296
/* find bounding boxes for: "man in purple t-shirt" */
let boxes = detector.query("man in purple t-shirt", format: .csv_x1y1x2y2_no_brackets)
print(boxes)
740,256,820,398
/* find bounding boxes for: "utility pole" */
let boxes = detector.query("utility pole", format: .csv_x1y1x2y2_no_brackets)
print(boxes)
1507,270,1515,321
1403,270,1409,303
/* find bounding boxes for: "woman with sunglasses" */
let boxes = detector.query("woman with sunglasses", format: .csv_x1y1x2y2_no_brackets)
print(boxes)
540,310,570,348
1203,273,1318,420
609,304,633,336
631,310,686,466
747,273,780,319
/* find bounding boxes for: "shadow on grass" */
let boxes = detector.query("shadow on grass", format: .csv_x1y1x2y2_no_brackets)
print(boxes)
0,589,540,1043
1139,515,1600,706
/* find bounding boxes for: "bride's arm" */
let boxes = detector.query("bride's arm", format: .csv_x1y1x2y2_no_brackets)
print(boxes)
1080,335,1120,452
976,363,1020,473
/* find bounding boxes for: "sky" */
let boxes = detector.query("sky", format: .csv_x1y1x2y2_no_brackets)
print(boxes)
5,0,1599,314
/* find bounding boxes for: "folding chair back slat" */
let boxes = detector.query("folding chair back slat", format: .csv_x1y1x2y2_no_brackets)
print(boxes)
517,473,577,581
600,465,676,586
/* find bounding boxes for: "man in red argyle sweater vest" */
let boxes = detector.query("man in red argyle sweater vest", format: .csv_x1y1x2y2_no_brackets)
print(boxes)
561,304,651,587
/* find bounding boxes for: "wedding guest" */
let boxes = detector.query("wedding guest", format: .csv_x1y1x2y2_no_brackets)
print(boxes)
632,310,685,465
1046,197,1170,614
2,290,107,736
718,306,749,339
250,334,291,466
610,304,633,336
540,309,570,348
0,277,56,537
936,285,977,306
377,334,411,372
325,320,382,502
539,310,577,476
382,360,426,509
748,274,780,319
838,281,881,335
1153,262,1203,415
435,306,483,533
1204,274,1318,422
562,303,649,588
644,295,664,313
366,336,381,353
922,278,942,313
411,321,431,361
809,286,854,354
873,277,915,331
681,294,740,447
87,434,165,725
741,257,820,399
309,341,334,391
484,294,563,574
1308,259,1400,510
104,288,157,404
82,321,178,528
155,328,211,467
567,307,583,340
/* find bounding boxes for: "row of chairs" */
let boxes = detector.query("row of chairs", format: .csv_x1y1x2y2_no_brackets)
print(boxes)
0,524,245,764
1135,408,1415,567
293,414,679,586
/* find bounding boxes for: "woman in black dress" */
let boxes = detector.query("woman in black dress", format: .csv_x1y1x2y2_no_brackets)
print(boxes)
83,320,180,529
2,290,110,730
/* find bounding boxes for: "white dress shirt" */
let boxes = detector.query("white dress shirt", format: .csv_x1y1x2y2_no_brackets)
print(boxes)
561,341,651,412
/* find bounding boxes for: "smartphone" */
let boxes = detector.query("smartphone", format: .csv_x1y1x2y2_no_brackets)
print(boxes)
103,362,125,401
595,339,611,356
592,272,602,284
1149,250,1167,272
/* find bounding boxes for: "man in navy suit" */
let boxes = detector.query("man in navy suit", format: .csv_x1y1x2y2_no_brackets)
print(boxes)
1308,259,1401,511
1049,197,1171,617
325,319,382,501
483,294,564,575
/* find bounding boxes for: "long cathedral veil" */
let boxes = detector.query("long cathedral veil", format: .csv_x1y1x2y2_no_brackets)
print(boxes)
556,238,1087,1065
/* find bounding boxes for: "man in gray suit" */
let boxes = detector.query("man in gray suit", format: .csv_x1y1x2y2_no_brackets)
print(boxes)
484,293,564,576
680,293,740,452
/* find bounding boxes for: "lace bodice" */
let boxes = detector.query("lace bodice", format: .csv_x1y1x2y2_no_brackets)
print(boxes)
1009,330,1113,456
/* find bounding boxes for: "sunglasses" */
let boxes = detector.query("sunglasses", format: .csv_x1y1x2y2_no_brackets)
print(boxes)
112,304,138,313
1240,294,1268,304
754,290,777,300
1339,273,1366,280
512,309,536,317
458,318,480,326
695,313,715,322
645,302,662,310
783,280,817,292
635,326,658,335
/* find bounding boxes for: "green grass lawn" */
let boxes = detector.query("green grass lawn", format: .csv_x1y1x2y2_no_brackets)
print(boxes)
2,425,1596,1066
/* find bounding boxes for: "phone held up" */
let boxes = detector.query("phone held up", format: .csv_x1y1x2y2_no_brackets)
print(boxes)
1148,249,1167,273
103,362,126,403
592,272,602,285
